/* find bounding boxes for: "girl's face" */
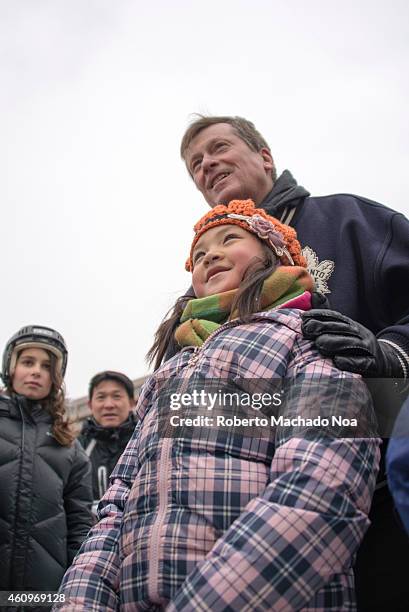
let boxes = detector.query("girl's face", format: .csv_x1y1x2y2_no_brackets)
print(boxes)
192,225,266,298
12,347,53,401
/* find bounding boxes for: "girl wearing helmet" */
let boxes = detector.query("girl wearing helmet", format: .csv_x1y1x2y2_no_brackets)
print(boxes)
0,325,93,598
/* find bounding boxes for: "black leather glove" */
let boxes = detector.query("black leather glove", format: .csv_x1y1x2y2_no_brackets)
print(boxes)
301,309,406,377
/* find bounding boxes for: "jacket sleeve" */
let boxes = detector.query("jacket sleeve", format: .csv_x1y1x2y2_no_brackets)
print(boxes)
54,437,140,610
64,440,94,564
53,382,152,611
167,336,381,611
375,212,409,369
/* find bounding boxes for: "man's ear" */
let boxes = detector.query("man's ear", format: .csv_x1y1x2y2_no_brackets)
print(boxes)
185,161,195,182
260,147,274,174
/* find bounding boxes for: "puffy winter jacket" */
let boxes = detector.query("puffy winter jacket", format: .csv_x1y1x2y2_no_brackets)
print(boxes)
78,413,138,511
0,393,93,592
56,307,380,611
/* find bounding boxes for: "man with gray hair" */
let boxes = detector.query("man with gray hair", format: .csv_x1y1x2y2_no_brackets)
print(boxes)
180,115,409,611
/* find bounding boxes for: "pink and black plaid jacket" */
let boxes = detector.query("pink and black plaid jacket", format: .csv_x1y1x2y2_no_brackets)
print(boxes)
55,307,380,611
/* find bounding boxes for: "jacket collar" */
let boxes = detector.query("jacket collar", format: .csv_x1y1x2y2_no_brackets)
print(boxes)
0,393,49,422
260,170,310,217
81,412,138,441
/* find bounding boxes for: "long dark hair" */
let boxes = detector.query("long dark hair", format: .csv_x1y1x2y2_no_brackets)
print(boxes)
147,244,278,370
8,350,75,446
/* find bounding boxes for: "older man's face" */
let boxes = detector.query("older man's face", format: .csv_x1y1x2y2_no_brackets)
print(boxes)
185,123,274,208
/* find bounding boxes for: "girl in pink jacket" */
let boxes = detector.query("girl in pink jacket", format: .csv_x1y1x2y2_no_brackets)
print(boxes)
55,200,379,611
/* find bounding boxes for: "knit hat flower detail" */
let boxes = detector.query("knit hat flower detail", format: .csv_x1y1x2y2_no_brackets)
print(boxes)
186,199,306,271
228,213,290,259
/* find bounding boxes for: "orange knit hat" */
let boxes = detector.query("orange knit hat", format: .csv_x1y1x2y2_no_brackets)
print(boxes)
186,199,306,271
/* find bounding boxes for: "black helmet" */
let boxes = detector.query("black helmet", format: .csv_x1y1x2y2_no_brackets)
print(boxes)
1,325,68,386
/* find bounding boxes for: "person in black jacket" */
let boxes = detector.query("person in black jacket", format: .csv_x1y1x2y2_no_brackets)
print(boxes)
0,325,93,601
78,370,137,516
178,115,409,611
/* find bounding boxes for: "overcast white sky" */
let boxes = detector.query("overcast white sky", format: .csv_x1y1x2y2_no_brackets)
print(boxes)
1,0,408,400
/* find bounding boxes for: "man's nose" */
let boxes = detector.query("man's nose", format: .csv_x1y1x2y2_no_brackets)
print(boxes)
202,153,218,174
102,396,115,407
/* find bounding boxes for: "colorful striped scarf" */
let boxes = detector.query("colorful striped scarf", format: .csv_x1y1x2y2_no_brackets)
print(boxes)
175,266,313,348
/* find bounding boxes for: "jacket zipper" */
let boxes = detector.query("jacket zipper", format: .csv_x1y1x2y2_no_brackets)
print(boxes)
146,315,272,603
147,348,200,604
10,397,26,588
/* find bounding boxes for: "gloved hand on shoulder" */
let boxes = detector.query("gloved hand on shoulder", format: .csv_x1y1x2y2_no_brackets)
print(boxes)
301,309,407,378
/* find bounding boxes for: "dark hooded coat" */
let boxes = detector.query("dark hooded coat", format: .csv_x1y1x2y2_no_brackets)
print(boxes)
0,393,93,592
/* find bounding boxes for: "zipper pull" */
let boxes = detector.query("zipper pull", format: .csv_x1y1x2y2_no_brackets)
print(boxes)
187,346,200,367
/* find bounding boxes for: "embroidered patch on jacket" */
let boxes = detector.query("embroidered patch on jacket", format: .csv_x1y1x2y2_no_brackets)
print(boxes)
302,246,334,294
